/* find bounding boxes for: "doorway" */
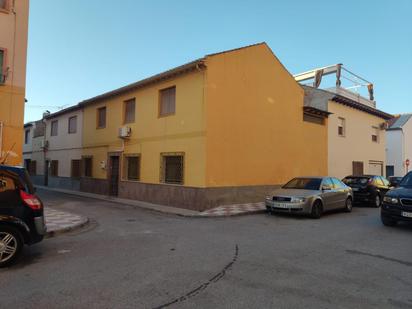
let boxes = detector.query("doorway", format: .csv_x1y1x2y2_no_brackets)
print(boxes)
109,156,120,196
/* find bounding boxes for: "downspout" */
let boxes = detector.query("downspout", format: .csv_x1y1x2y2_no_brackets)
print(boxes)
0,121,3,158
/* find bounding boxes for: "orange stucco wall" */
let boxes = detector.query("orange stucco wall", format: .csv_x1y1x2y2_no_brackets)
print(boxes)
204,43,327,187
0,0,29,165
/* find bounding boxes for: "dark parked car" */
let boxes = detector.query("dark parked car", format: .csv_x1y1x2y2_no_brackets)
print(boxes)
0,165,45,267
381,172,412,226
388,176,403,188
342,175,391,207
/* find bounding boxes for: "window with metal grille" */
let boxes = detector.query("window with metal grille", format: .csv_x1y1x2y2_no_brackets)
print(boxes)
162,154,184,184
50,160,58,176
51,120,58,136
68,116,77,134
123,155,140,181
97,107,106,128
71,160,81,178
124,99,136,124
24,129,30,144
338,117,345,136
159,86,176,117
83,157,92,177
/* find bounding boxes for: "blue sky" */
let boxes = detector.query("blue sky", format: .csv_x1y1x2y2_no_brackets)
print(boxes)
25,0,412,121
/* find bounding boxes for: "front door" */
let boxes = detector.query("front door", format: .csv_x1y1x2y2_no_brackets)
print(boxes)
109,156,120,196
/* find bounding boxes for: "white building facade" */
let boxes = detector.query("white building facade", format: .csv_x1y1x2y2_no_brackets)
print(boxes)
386,114,412,177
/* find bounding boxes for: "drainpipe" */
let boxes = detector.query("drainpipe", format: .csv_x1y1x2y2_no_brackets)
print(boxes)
0,121,3,159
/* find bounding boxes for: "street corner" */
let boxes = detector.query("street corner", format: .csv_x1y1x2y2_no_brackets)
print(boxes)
198,202,266,217
45,208,89,238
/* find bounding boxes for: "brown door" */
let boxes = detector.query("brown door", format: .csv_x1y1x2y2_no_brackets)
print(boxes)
352,161,364,176
109,156,120,196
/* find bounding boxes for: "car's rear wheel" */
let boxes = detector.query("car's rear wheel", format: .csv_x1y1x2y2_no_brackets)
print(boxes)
373,194,382,208
381,215,397,227
344,197,353,212
311,200,322,219
0,226,23,268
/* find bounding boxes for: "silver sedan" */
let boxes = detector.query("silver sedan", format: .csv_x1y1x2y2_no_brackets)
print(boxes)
265,177,353,218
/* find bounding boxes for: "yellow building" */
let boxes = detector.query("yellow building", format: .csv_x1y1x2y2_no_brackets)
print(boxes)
0,0,29,165
80,43,328,210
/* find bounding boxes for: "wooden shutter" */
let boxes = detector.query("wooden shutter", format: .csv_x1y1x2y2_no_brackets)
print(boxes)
352,161,364,176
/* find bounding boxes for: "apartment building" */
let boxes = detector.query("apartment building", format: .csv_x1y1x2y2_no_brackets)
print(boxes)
78,43,328,210
0,0,29,165
23,107,83,189
386,114,412,177
295,65,392,179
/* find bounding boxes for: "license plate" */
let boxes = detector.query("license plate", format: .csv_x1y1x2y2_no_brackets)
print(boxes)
273,203,290,209
352,188,359,191
401,211,412,218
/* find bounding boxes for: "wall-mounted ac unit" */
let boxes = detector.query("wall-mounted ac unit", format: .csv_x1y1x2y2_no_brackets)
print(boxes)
118,126,131,139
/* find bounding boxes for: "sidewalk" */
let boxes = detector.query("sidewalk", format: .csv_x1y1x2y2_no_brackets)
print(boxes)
37,186,266,217
45,208,89,237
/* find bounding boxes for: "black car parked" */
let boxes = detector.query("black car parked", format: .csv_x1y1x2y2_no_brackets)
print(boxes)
381,172,412,226
342,175,391,207
388,176,403,188
0,165,45,267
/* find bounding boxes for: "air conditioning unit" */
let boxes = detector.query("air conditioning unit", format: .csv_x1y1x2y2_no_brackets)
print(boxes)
118,126,131,139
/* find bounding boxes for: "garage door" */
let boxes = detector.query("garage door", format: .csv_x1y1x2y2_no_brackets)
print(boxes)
369,161,383,176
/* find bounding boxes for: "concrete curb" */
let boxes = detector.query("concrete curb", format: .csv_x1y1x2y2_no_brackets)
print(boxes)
45,217,90,238
184,209,267,218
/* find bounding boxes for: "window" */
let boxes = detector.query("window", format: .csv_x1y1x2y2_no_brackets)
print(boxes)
0,175,19,205
161,153,184,184
372,126,379,142
71,160,81,178
0,49,5,83
159,86,176,117
68,116,77,134
0,0,9,10
124,99,136,124
331,178,346,189
381,177,390,187
123,155,140,181
50,160,59,177
97,107,106,128
24,129,30,144
322,178,334,190
51,120,58,136
83,157,92,177
303,113,324,125
338,117,345,136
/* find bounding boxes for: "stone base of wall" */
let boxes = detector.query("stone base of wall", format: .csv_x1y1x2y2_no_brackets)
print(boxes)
80,177,110,195
31,175,80,191
79,178,278,211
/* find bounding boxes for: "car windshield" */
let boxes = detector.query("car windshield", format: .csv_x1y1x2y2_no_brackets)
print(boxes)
399,173,412,188
282,178,321,190
342,177,369,185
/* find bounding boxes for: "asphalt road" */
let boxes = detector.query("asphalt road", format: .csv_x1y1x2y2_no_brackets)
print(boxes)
1,189,411,309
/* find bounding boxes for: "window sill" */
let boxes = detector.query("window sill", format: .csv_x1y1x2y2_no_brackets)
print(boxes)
120,179,141,183
158,113,175,118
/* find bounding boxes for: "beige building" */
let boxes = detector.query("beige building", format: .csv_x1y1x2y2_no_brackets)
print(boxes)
0,0,29,165
296,64,392,179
